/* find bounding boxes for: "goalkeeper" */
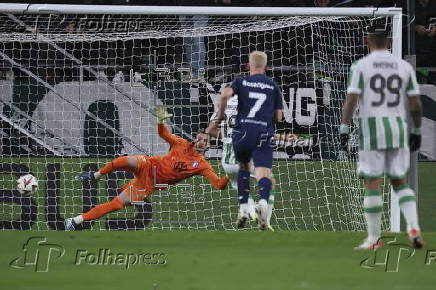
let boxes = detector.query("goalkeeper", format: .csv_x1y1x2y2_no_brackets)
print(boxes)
65,106,229,230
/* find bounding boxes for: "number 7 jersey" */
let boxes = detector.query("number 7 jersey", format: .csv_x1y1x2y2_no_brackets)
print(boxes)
231,74,283,130
347,50,420,150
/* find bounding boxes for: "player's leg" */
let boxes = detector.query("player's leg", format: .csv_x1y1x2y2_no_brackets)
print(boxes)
388,148,423,248
232,129,254,228
221,148,240,190
355,150,384,249
252,174,276,230
267,177,276,231
75,155,138,181
235,161,252,228
66,179,152,230
223,159,257,224
253,166,273,230
251,134,274,230
65,188,129,231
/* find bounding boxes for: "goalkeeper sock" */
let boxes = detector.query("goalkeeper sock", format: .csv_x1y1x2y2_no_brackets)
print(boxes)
82,197,125,221
99,156,132,175
258,177,272,202
363,190,383,243
237,170,250,204
394,184,420,231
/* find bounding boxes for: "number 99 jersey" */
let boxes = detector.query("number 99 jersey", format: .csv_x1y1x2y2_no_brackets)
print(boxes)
347,50,420,151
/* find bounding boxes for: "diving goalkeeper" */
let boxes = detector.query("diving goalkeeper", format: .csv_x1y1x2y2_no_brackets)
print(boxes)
65,106,229,230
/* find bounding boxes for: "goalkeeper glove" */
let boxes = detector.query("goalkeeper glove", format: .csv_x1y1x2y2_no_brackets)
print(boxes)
339,124,350,152
155,106,173,124
409,128,421,152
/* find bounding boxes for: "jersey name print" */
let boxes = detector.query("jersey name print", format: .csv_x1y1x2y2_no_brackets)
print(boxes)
347,50,420,150
231,74,283,129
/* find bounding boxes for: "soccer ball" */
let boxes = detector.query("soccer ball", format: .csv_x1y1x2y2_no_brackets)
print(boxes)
16,174,38,194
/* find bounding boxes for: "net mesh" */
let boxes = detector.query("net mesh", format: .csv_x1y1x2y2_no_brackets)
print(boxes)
0,10,394,231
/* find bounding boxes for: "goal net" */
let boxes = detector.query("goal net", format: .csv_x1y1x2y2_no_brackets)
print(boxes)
0,5,401,231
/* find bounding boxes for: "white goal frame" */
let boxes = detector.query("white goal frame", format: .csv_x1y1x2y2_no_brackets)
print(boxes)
0,4,404,232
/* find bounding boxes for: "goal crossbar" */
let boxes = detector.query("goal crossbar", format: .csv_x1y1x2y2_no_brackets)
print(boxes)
0,4,402,17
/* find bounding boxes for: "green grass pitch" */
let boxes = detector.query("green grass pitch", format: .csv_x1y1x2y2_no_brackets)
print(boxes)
1,231,436,290
1,160,435,289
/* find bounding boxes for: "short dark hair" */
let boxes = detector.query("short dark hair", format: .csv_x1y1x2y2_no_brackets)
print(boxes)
366,20,390,48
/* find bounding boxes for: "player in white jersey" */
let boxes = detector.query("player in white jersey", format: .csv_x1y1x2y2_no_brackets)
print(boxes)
340,23,423,249
208,90,277,230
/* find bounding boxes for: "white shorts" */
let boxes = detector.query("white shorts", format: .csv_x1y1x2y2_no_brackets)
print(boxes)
357,148,409,179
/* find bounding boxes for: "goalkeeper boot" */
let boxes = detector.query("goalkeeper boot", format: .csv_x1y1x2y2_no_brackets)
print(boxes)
75,172,96,181
236,204,250,228
256,199,268,231
354,237,382,250
65,218,77,231
408,229,424,249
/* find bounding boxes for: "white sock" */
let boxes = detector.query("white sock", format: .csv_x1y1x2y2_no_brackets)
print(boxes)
267,203,273,225
258,199,267,208
73,215,84,225
396,187,420,231
267,194,274,225
239,203,249,215
365,212,382,243
363,194,383,242
247,197,256,218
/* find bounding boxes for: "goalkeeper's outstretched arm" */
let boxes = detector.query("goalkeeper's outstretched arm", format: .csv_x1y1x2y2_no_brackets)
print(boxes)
201,165,229,190
155,105,182,145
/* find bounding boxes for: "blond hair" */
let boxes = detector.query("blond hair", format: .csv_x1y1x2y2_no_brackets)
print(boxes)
249,51,267,69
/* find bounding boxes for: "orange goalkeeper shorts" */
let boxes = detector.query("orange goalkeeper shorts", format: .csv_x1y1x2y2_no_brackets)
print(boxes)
120,155,156,202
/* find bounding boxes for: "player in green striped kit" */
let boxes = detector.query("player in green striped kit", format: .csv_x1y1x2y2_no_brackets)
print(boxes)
340,23,424,249
208,92,275,230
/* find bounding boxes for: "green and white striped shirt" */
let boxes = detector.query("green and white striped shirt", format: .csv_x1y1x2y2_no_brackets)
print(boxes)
347,50,420,150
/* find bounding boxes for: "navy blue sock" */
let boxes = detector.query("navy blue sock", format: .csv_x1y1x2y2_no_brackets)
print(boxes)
237,170,250,204
258,177,272,201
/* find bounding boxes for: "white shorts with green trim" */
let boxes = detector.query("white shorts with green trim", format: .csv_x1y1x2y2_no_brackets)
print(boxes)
357,148,409,179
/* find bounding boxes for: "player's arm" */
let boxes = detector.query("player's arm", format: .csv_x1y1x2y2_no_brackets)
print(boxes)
407,68,422,151
341,94,359,125
274,83,284,123
409,96,422,130
207,81,236,134
155,106,180,145
200,164,229,190
205,112,221,138
340,63,361,151
215,87,233,123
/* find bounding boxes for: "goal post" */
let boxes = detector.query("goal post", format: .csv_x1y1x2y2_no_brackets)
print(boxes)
0,4,403,231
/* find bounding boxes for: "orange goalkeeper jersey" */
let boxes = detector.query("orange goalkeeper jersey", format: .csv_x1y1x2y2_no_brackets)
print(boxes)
131,124,228,194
